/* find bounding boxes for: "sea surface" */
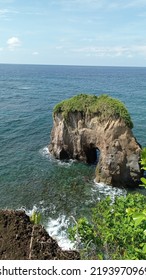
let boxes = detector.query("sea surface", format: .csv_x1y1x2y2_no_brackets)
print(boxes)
0,64,146,248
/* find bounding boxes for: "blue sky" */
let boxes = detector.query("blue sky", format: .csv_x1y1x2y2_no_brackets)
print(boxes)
0,0,146,66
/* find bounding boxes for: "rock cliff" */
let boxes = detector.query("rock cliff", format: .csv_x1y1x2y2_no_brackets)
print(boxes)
0,210,79,260
49,94,141,187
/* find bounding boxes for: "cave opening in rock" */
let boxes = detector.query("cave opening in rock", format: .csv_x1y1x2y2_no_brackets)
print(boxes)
60,148,69,160
85,146,100,165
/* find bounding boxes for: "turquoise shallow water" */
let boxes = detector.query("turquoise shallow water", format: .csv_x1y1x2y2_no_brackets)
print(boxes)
0,64,146,248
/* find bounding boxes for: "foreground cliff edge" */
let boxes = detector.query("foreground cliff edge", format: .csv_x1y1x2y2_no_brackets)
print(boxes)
49,94,141,187
0,210,79,260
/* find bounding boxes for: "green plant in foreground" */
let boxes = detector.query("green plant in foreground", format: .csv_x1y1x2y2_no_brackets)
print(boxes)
29,210,41,225
29,210,41,259
68,147,146,259
129,147,146,254
69,194,146,259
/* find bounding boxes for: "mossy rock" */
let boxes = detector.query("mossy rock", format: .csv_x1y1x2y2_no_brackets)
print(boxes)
53,94,133,129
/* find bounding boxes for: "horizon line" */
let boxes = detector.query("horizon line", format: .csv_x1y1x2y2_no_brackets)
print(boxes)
0,62,146,68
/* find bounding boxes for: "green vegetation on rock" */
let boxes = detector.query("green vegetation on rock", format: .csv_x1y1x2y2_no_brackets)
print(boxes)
53,94,133,128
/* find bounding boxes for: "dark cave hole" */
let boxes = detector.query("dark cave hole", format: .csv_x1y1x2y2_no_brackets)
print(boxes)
85,147,100,165
60,148,70,160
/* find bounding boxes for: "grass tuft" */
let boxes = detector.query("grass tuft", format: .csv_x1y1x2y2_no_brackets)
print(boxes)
53,94,133,128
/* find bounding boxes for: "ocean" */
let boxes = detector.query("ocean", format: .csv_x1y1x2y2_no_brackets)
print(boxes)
0,64,146,248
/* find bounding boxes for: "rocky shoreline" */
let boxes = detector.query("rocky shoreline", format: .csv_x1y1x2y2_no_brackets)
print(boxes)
0,210,80,260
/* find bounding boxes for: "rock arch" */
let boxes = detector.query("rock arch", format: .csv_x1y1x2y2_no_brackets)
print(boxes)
49,94,142,187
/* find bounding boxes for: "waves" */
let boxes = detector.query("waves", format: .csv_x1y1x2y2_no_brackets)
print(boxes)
25,148,127,250
23,177,127,250
24,205,75,250
93,181,127,203
39,146,51,159
0,64,146,249
47,215,75,250
39,146,76,167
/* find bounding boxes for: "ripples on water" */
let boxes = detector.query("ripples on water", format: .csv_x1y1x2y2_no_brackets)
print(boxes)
0,64,146,248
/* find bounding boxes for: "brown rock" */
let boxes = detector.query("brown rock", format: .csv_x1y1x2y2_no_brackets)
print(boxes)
49,111,141,187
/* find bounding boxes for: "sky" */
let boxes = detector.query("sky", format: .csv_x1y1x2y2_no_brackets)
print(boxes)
0,0,146,66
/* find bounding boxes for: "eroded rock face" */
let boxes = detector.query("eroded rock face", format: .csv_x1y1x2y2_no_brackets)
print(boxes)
49,111,142,187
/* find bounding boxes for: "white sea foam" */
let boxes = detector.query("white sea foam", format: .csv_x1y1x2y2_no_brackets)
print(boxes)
58,159,76,167
39,146,53,160
40,146,76,167
46,215,75,250
23,205,75,250
93,180,127,202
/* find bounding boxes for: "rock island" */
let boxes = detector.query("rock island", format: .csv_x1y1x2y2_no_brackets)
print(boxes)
49,94,141,187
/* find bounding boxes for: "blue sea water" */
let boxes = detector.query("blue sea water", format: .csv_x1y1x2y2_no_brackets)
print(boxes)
0,64,146,248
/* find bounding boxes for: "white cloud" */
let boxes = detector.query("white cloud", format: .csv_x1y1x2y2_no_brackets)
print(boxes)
7,37,21,50
0,9,9,17
71,45,146,58
71,46,126,57
0,9,8,14
32,51,39,55
133,45,146,55
0,8,18,19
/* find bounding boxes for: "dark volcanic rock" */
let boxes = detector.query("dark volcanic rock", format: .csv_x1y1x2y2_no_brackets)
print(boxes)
0,210,79,260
